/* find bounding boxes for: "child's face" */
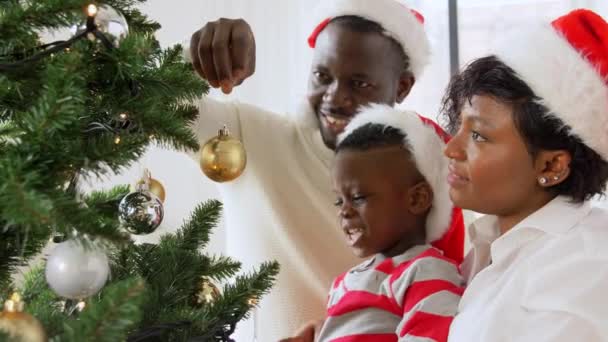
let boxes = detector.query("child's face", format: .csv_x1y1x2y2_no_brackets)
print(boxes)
444,95,548,222
332,145,428,258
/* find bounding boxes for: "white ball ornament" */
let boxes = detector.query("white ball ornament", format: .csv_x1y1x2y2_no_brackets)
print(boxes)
45,240,110,299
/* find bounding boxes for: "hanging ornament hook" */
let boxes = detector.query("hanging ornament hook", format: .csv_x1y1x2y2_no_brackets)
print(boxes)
218,125,230,136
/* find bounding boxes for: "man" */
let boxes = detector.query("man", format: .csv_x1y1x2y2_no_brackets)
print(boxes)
187,1,430,340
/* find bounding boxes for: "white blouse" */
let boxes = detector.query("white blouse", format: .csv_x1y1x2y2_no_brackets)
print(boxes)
449,196,608,342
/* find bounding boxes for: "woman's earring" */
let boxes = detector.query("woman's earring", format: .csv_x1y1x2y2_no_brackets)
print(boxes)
553,175,560,181
539,177,548,185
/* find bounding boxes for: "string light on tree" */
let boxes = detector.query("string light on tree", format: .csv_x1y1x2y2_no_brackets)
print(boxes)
0,293,46,342
113,112,136,132
0,3,126,73
247,296,259,307
200,125,247,183
87,4,98,16
72,4,129,47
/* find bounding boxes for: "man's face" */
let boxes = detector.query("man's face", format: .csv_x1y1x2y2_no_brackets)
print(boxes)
307,23,413,149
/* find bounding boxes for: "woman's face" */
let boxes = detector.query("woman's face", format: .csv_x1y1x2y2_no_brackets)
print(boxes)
444,95,556,230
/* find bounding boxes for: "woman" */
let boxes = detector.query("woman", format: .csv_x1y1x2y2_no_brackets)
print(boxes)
443,9,608,341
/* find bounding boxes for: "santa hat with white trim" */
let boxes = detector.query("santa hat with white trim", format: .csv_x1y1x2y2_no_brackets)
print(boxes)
338,104,465,263
495,9,608,161
307,0,431,79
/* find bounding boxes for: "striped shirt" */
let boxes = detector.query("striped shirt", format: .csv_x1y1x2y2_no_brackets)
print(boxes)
316,245,464,342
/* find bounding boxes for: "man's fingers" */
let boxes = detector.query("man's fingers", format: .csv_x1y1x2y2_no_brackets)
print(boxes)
230,19,255,85
212,18,235,93
199,23,220,88
189,30,205,79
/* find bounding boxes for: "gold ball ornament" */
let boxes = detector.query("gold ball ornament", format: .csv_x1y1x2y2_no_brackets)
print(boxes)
0,293,47,342
200,126,247,183
148,178,166,203
195,278,221,305
135,169,166,203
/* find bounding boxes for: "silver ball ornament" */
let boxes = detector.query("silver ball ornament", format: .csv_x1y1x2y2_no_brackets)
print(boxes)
45,240,110,299
118,189,164,235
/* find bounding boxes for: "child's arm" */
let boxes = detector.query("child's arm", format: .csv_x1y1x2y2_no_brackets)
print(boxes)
392,253,464,342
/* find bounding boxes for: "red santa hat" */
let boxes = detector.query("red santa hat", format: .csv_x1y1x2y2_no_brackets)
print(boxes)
339,104,465,263
495,9,608,161
307,0,431,79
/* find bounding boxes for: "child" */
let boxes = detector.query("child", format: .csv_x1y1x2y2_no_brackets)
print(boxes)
442,9,608,341
315,105,465,342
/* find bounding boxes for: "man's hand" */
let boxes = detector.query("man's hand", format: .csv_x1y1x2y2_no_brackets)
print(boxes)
278,319,321,342
278,337,312,342
189,18,255,94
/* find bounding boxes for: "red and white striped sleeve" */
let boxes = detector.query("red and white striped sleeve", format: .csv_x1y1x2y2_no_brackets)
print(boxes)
389,248,464,342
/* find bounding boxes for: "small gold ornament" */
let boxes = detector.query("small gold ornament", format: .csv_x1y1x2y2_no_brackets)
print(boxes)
148,178,166,203
195,278,221,305
135,169,166,203
200,126,247,183
0,293,47,342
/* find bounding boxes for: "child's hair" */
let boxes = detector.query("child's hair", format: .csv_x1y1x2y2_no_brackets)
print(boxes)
441,55,608,202
330,15,410,73
336,122,406,152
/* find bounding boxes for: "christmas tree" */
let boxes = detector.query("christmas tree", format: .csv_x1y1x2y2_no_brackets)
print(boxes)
0,0,279,341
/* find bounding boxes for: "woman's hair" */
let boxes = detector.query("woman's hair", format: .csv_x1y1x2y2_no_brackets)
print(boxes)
441,55,608,202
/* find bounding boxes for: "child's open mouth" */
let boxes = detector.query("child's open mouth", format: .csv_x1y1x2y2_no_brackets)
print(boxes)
344,227,365,247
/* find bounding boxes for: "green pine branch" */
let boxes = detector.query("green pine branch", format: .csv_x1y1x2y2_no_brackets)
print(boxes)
174,200,222,252
17,54,86,139
205,256,242,283
20,265,65,337
60,277,147,342
0,223,50,292
84,184,131,217
185,261,281,340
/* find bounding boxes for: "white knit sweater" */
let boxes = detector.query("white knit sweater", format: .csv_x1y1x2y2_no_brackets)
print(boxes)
188,97,359,341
